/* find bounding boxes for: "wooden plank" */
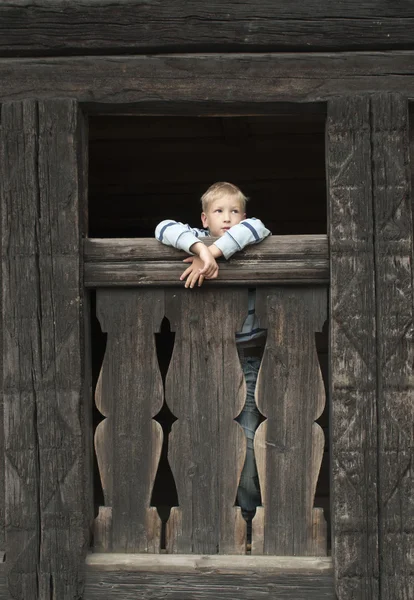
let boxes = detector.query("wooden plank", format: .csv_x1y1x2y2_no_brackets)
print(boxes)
84,555,334,599
94,289,164,552
84,571,334,599
85,553,333,573
371,94,414,600
327,97,379,599
84,236,329,287
85,261,329,287
2,53,414,109
85,236,328,262
164,289,247,554
253,287,327,555
1,100,88,599
0,1,414,56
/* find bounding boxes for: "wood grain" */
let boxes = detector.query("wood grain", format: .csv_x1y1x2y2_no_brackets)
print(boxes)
371,94,414,600
253,287,327,556
84,554,335,598
327,97,379,599
1,100,88,599
2,53,414,109
84,236,329,287
0,1,413,56
164,289,247,554
94,289,164,552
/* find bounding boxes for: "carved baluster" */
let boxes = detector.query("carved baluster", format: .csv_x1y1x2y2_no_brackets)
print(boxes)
253,286,328,555
94,289,164,552
165,288,247,554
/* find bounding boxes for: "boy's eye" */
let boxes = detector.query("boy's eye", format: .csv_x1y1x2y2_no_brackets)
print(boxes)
232,209,239,213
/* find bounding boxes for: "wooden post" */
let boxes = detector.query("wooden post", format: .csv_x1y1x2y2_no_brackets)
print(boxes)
371,93,414,600
1,100,89,599
327,97,379,599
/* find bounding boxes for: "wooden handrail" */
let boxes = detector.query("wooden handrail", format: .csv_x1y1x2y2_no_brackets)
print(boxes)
84,235,329,286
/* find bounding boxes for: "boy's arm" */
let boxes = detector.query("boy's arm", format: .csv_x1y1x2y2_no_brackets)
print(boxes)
155,220,208,254
211,218,271,259
155,220,218,282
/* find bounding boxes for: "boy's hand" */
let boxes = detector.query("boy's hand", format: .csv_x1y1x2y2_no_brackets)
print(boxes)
181,243,219,288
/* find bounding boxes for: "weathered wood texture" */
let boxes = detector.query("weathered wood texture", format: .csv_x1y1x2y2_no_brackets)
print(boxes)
371,95,414,600
165,289,247,554
253,287,327,556
84,555,334,599
94,289,164,552
84,236,329,287
3,53,414,109
1,100,88,599
327,98,379,599
0,1,413,56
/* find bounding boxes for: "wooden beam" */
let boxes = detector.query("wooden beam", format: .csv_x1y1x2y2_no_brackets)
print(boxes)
327,97,379,599
84,236,329,287
2,52,414,109
84,554,334,600
1,100,89,599
371,94,414,600
0,1,413,56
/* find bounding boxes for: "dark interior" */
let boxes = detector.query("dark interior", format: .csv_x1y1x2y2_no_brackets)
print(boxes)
88,113,330,551
88,114,327,238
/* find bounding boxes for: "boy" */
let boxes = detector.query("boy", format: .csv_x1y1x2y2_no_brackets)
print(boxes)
155,182,271,529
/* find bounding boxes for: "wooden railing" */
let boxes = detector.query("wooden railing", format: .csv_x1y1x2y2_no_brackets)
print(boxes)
85,236,329,555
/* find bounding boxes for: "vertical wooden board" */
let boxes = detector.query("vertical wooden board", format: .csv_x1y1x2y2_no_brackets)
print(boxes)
253,287,327,556
165,288,247,554
95,288,164,552
1,100,88,599
327,96,379,599
0,116,3,555
371,94,414,600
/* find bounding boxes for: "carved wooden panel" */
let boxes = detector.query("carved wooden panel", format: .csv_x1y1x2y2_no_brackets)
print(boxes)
327,97,379,599
1,100,87,599
94,289,164,552
165,288,247,554
371,94,414,600
253,286,327,555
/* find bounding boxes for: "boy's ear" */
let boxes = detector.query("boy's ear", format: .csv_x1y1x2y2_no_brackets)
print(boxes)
201,212,208,228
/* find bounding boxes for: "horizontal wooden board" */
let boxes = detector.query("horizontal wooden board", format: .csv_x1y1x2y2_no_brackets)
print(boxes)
0,1,413,56
85,553,333,573
84,236,329,286
85,236,328,262
2,52,414,109
84,555,334,599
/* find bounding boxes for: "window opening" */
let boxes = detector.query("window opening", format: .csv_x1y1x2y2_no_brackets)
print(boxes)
88,110,330,553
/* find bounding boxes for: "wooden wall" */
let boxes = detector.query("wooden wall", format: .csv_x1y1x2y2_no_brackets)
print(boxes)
0,1,413,56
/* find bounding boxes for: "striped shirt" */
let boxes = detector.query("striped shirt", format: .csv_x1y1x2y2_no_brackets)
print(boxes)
155,219,271,344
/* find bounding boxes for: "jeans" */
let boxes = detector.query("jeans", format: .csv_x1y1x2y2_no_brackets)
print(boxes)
236,356,262,516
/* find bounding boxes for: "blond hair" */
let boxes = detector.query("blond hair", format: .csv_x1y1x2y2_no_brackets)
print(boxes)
201,182,248,212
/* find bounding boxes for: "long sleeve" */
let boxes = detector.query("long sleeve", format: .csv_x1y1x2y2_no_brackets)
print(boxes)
213,218,271,259
155,220,209,254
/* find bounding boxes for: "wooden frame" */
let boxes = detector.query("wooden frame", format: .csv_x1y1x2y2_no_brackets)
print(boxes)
0,49,413,600
2,53,414,110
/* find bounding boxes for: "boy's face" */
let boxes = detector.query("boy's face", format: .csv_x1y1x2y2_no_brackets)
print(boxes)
201,195,246,237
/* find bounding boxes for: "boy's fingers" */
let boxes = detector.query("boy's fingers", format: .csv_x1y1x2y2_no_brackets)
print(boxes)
183,257,193,263
198,274,205,287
